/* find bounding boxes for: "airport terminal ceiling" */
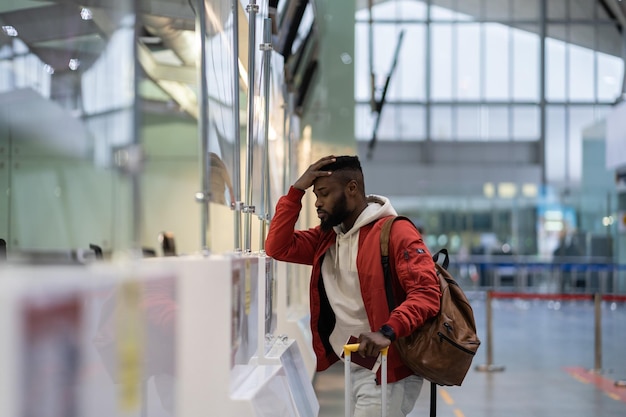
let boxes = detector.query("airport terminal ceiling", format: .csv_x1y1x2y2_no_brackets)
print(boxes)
356,0,626,22
0,1,197,75
3,0,624,119
3,0,624,96
0,0,217,117
356,0,626,56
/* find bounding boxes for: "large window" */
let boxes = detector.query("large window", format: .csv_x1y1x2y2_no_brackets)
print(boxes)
355,0,623,184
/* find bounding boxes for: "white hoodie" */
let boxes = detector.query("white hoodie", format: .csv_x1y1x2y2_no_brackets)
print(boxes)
321,195,397,359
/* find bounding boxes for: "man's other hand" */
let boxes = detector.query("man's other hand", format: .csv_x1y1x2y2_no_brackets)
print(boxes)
357,331,391,358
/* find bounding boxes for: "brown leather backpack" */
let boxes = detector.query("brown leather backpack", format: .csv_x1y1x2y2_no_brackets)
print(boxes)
379,216,481,387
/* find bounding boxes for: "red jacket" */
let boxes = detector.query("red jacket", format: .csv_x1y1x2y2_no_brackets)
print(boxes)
265,187,441,383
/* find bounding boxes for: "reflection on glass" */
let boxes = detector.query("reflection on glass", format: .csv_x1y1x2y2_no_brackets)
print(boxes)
0,0,283,257
210,152,235,206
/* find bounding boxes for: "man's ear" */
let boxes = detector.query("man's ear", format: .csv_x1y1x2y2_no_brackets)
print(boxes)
346,180,358,195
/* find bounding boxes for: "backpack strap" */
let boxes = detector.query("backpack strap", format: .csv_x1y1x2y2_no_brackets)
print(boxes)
380,217,396,312
380,216,439,417
432,248,450,270
379,215,415,312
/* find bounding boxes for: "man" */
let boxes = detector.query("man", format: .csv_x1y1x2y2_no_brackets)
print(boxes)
265,155,441,417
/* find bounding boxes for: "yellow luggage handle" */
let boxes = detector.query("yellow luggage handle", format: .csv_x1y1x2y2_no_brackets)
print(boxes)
343,343,389,356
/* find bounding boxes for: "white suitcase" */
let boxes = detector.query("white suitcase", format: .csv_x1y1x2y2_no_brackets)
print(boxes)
343,343,389,417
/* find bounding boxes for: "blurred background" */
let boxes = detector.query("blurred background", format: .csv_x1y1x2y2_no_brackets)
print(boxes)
1,0,625,273
0,0,626,416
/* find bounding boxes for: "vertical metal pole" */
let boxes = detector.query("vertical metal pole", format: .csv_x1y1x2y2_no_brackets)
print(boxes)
281,84,288,194
621,29,626,98
344,349,352,417
244,0,258,253
132,5,145,414
475,290,505,372
287,92,296,191
130,1,142,256
593,2,599,104
607,193,612,237
539,0,547,185
424,0,432,163
593,292,602,372
485,290,493,366
259,18,272,251
381,349,388,417
282,83,290,194
196,0,211,252
232,0,243,251
368,0,375,112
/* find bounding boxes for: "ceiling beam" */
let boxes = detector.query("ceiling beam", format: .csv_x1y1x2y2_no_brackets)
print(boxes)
603,0,626,28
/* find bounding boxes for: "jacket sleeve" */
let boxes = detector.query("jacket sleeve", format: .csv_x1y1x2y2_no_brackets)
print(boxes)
384,221,441,338
265,186,322,266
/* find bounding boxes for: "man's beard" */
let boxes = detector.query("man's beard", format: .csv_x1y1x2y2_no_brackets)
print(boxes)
320,193,349,232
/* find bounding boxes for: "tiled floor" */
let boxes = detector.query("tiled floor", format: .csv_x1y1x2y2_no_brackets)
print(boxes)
314,295,626,417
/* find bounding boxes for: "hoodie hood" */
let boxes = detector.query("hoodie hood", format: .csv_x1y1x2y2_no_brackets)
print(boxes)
333,194,397,237
331,194,397,272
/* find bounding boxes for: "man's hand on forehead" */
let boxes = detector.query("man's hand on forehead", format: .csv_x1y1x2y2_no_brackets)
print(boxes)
293,156,336,191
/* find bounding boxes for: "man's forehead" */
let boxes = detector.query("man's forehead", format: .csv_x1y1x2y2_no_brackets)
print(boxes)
313,175,340,191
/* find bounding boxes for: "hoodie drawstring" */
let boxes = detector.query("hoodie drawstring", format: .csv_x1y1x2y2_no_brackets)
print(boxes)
334,237,340,271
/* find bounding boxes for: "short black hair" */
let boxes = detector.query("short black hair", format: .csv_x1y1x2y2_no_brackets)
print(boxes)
319,155,365,193
319,155,362,173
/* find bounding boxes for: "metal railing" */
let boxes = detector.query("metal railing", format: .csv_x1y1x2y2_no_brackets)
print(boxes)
445,254,626,295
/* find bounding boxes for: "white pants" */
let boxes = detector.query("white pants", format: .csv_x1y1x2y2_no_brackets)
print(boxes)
349,363,423,417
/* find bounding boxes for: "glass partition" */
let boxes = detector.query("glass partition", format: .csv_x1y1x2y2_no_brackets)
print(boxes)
0,0,290,260
0,1,138,257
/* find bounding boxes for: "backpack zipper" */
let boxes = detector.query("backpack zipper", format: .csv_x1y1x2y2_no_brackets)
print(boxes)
437,331,477,355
